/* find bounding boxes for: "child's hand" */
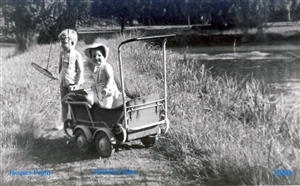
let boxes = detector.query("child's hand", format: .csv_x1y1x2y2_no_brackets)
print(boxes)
101,88,108,96
102,88,112,97
68,85,75,91
68,85,78,92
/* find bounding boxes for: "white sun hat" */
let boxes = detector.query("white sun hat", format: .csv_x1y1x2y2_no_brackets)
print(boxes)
84,43,109,60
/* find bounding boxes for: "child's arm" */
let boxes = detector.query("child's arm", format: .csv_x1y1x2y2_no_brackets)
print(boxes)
75,52,85,86
104,63,115,87
58,52,63,74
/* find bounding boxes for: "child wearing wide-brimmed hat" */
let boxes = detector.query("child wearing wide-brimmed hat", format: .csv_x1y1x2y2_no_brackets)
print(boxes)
84,43,120,108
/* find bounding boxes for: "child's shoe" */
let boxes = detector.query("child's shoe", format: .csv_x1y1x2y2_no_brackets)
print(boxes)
55,123,64,130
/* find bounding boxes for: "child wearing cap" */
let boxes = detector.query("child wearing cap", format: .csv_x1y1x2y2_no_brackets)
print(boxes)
84,43,120,108
57,29,84,129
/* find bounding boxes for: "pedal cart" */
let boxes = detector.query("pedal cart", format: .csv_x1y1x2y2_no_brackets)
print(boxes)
63,34,175,158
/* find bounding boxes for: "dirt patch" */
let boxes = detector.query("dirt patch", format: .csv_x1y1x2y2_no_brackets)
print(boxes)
3,127,178,185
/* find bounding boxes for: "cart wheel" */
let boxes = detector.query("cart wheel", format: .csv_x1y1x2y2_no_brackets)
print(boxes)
64,119,74,138
74,129,91,153
95,132,114,158
160,118,170,134
114,124,127,143
159,110,170,134
141,136,156,147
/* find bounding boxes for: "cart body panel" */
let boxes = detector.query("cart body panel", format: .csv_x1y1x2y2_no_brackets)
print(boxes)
125,94,162,141
126,94,162,129
68,100,124,128
127,126,159,141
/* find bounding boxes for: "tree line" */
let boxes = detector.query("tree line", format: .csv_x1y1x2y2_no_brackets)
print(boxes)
1,0,299,52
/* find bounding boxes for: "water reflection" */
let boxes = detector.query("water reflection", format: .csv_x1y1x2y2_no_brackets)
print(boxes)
178,47,300,112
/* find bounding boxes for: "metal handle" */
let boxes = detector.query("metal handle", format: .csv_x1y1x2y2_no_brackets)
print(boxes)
119,34,176,47
118,34,175,129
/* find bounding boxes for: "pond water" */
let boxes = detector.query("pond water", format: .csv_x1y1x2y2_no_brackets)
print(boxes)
173,45,300,112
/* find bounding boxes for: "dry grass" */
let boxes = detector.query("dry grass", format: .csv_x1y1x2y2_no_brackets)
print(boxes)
155,55,300,185
1,31,299,185
1,44,61,183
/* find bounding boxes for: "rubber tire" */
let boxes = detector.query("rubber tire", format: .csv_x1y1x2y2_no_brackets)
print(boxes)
160,118,170,134
64,119,74,138
141,136,156,147
74,129,91,153
95,132,114,158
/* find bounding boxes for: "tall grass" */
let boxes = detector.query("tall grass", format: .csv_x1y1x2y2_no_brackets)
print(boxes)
1,32,299,185
1,43,62,182
106,35,299,184
141,52,299,185
87,33,300,184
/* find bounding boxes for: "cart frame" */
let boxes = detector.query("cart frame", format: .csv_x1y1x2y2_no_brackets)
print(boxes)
118,34,175,132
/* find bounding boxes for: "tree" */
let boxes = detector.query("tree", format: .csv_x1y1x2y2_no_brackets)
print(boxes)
1,0,90,50
38,0,89,44
1,0,51,52
91,0,140,33
234,0,270,42
255,0,270,41
290,0,300,21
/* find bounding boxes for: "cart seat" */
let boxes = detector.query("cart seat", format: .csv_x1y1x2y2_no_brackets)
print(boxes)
100,94,161,109
63,90,130,109
126,94,161,107
110,96,131,109
93,96,131,109
64,91,163,110
62,90,92,107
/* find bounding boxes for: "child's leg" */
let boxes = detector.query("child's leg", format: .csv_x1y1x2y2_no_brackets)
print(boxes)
86,93,94,105
103,96,114,108
60,84,70,122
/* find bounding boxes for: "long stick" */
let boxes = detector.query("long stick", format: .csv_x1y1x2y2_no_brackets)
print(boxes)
46,42,52,69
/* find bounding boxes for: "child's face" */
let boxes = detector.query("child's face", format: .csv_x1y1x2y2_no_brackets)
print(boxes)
91,50,105,65
60,36,74,51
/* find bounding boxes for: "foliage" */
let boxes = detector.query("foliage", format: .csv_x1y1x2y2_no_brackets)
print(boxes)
142,51,299,185
0,0,51,52
37,0,89,44
1,0,299,51
110,36,299,184
1,43,61,182
0,0,90,51
90,0,142,33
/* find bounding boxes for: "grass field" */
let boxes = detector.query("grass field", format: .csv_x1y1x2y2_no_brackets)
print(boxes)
1,31,299,185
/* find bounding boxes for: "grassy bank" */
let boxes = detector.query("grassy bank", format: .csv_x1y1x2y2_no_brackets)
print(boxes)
1,31,299,185
122,37,299,184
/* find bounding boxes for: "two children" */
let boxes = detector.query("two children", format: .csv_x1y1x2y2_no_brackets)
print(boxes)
58,29,119,129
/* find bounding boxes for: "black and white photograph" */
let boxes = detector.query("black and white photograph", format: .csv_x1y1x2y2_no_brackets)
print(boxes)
1,0,300,185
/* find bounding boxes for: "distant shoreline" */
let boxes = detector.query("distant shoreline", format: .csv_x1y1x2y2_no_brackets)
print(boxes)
1,22,299,46
0,43,16,47
77,22,300,46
